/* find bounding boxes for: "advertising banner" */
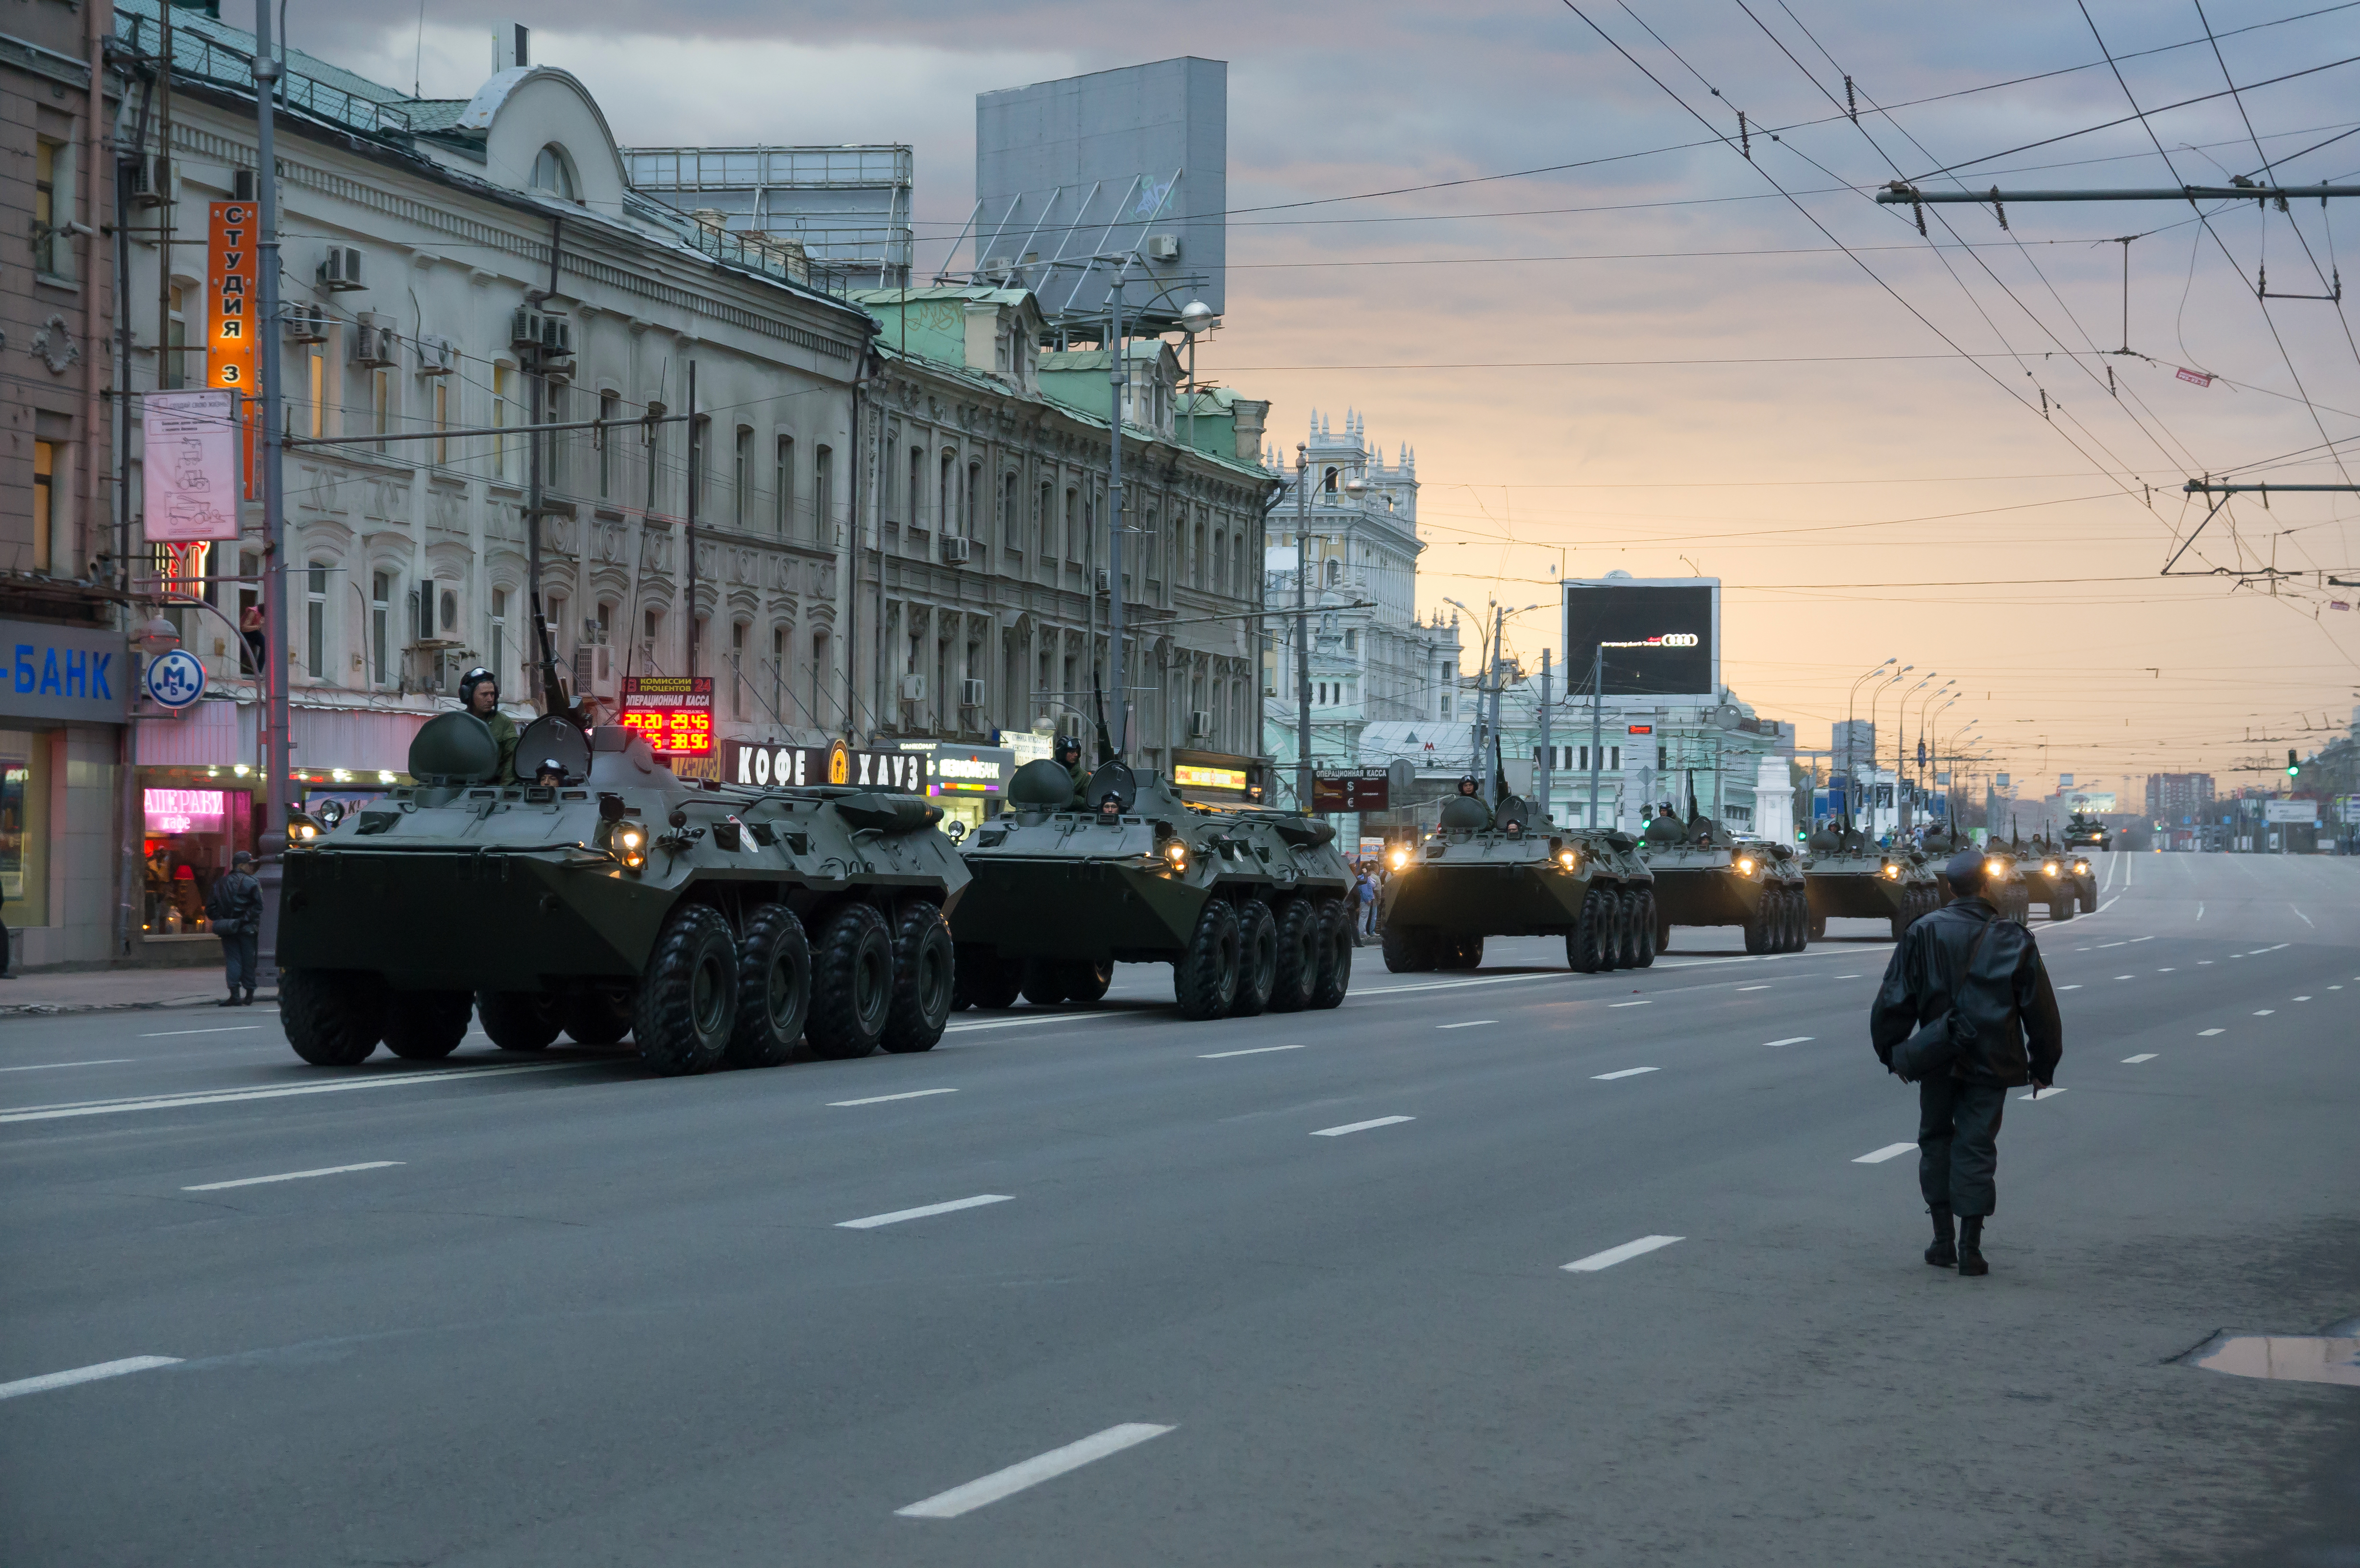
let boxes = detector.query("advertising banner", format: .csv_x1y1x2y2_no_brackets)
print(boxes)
2262,799,2317,824
142,389,242,542
1562,577,1719,696
206,201,258,494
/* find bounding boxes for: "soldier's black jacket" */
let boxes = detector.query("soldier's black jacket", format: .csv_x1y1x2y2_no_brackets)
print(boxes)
1870,897,2064,1087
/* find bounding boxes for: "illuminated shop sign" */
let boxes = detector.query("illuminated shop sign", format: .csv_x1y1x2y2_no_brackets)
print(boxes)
1174,764,1249,791
618,676,714,757
145,787,227,834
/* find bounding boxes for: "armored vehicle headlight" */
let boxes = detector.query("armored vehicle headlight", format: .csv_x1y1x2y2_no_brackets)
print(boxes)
2074,859,2090,874
1735,856,1756,874
1164,839,1189,869
2042,861,2059,876
287,816,321,845
1986,858,2005,878
1881,863,1900,879
1557,849,1577,870
1389,848,1409,870
615,825,648,869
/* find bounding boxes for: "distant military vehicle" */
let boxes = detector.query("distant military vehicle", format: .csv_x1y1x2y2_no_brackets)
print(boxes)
1974,844,2034,924
1801,822,1942,942
2016,837,2082,923
276,713,969,1075
948,760,1354,1020
1377,792,1656,973
2062,812,2111,852
1638,808,1809,954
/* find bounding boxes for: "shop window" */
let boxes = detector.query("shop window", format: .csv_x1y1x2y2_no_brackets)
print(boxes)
137,767,259,937
0,737,49,931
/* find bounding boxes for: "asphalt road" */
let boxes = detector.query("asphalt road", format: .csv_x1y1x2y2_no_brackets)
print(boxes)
2,850,2354,1567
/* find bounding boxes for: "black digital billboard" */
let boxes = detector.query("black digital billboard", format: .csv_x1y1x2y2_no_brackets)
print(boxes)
1561,579,1719,696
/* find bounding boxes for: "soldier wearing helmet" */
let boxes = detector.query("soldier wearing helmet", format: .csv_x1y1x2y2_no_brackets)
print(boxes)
1053,731,1091,809
459,667,519,784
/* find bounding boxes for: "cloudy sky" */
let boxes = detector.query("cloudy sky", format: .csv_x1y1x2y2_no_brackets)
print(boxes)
309,0,2360,801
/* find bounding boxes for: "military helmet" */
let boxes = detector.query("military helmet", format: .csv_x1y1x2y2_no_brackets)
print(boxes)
1456,773,1479,795
1052,732,1082,761
458,665,497,704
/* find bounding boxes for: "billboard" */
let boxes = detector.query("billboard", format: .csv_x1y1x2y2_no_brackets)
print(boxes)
1561,578,1719,697
971,57,1225,326
1311,768,1390,812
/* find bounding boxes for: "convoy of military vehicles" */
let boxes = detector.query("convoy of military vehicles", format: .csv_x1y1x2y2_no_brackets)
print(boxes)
269,709,2091,1072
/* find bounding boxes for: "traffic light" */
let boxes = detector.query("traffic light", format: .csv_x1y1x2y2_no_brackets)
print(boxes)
2286,748,2300,778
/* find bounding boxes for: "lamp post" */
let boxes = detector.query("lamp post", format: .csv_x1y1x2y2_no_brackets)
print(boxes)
1895,674,1943,830
252,0,291,850
1912,686,1957,822
1842,658,1897,828
1865,666,1912,838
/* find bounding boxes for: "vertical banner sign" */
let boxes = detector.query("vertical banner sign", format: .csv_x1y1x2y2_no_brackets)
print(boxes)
617,676,715,757
207,202,258,495
142,389,242,542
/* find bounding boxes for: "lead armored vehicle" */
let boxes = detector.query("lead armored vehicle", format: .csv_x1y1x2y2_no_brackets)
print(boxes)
1637,808,1809,954
277,712,969,1075
947,760,1354,1021
1968,843,2032,924
1801,822,1942,942
2062,812,2111,852
1377,793,1657,973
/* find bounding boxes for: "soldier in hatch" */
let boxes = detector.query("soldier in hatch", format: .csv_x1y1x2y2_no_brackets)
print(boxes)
1053,732,1092,809
460,667,518,784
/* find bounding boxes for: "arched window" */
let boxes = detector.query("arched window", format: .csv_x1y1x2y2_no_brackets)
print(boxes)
531,144,578,202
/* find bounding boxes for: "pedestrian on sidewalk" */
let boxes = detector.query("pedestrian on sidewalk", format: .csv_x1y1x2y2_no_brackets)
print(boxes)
205,851,264,1006
1869,847,2063,1276
1354,865,1379,942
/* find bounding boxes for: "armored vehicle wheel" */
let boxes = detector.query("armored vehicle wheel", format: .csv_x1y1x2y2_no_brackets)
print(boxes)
634,904,738,1077
1598,889,1624,972
808,903,894,1059
283,969,387,1066
882,900,956,1054
1311,897,1352,1009
559,991,635,1046
1618,890,1645,969
1445,933,1486,971
2049,893,2075,924
477,990,561,1053
1569,889,1608,973
1743,896,1772,955
1789,890,1810,951
1655,909,1672,954
382,990,472,1061
1633,893,1659,968
1020,959,1071,1007
728,904,811,1069
1272,896,1324,1003
1378,920,1433,975
954,947,1023,1011
1058,958,1114,1005
1175,898,1241,1020
1231,900,1279,1017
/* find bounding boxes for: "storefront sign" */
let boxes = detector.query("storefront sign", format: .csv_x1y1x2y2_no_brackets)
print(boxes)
927,745,1012,796
1174,763,1249,791
207,202,258,494
725,739,928,793
0,618,128,725
617,676,713,756
144,787,226,834
142,648,208,711
1311,767,1390,812
142,389,242,542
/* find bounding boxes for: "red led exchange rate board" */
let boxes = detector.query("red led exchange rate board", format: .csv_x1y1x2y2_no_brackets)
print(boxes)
618,676,714,756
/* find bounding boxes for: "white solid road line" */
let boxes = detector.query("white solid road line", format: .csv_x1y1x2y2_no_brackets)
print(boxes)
837,1194,1014,1230
1563,1235,1684,1273
2123,1054,2158,1064
0,1061,596,1126
895,1423,1175,1519
0,1059,134,1074
1437,1020,1497,1030
1312,1115,1415,1137
138,1026,262,1038
2291,904,2315,927
1592,1067,1659,1081
2020,1088,2067,1101
1854,1142,1916,1164
1608,1000,1651,1009
2097,896,2120,914
0,1356,181,1401
2254,1009,2276,1017
2057,984,2083,991
828,1089,959,1107
1737,985,1772,992
1198,1044,1308,1059
2200,1028,2225,1037
1764,1036,1814,1048
182,1161,403,1191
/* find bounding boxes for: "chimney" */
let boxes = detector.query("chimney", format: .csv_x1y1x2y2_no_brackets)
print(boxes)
494,22,529,72
1229,398,1270,466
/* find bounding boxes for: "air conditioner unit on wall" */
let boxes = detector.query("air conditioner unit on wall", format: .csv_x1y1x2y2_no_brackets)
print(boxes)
940,536,971,566
1144,233,1181,263
351,313,398,368
899,674,927,702
128,154,169,208
959,678,986,709
510,307,574,361
282,303,331,344
318,246,365,291
415,333,457,375
1189,710,1213,738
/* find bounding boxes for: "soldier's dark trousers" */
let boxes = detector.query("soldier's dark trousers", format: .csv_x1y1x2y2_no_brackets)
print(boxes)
221,929,259,995
1918,1077,2007,1218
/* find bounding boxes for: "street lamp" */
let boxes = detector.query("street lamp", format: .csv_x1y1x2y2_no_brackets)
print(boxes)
1897,676,1950,829
1864,666,1912,838
1841,658,1897,827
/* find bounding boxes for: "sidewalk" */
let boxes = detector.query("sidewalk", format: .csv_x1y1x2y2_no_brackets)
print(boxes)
0,966,275,1017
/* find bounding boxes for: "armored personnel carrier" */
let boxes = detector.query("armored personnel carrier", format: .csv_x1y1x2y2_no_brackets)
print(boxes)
1377,793,1656,973
1971,844,2033,924
947,760,1354,1021
1637,808,1809,954
2016,837,2082,923
1800,822,1942,942
276,712,969,1076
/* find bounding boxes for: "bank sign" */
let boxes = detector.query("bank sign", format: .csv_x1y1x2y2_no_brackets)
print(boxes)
0,619,129,725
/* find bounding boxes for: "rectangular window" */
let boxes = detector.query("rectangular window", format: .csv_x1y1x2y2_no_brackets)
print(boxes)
813,446,833,539
491,588,508,686
641,608,662,675
370,571,391,685
907,446,923,530
1064,490,1078,560
691,416,711,520
542,381,567,490
307,562,329,679
1611,745,1622,771
644,406,666,513
492,365,512,479
735,426,751,528
772,626,787,724
940,453,955,534
31,441,56,574
432,380,451,466
774,434,794,534
597,391,619,499
33,137,74,281
166,285,191,390
731,622,747,719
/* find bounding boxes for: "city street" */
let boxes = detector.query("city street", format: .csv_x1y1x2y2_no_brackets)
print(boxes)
2,851,2353,1567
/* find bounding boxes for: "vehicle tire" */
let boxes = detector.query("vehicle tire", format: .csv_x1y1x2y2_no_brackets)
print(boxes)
632,904,737,1077
1597,888,1624,972
1569,890,1606,973
1448,932,1487,971
382,989,472,1061
1744,895,1771,955
882,900,956,1054
1311,896,1352,1009
558,990,635,1046
1230,900,1279,1017
1020,959,1070,1007
957,949,1023,1011
728,903,811,1068
477,989,561,1053
807,902,894,1060
1274,897,1324,1002
283,968,387,1066
1057,958,1114,1005
2049,894,2075,924
1174,897,1241,1020
1633,893,1659,968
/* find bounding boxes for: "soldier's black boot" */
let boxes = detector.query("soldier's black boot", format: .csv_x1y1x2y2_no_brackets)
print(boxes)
1925,1206,1957,1268
1957,1215,1988,1276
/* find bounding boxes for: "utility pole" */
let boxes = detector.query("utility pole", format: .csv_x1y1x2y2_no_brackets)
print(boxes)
1535,648,1552,821
1106,282,1128,759
1588,642,1605,829
252,1,289,845
1294,444,1312,812
684,359,698,677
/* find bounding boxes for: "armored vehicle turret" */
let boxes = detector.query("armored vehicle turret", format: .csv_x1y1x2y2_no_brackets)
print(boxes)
276,713,969,1076
947,760,1354,1021
1377,791,1657,973
1800,821,1942,942
1637,807,1809,954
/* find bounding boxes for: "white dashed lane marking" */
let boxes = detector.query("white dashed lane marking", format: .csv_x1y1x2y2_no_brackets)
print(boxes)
1854,1142,1915,1164
2020,1088,2067,1101
0,1059,133,1074
1592,1067,1659,1081
1312,1116,1414,1137
182,1161,402,1191
829,1089,959,1107
837,1195,1014,1230
1764,1037,1814,1048
1563,1235,1684,1273
895,1423,1175,1519
1437,1020,1497,1030
2200,1029,2225,1037
1608,1001,1651,1009
2123,1054,2158,1064
1737,985,1771,992
0,1357,181,1401
2254,1010,2276,1017
1199,1044,1307,1059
